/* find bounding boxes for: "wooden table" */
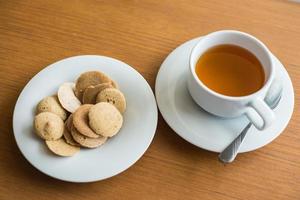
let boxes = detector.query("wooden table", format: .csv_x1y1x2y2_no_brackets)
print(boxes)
0,0,299,199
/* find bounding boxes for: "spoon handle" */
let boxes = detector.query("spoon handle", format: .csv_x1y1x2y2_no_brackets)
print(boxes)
218,123,252,163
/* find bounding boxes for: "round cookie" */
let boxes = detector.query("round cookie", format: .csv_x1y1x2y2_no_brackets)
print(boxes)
36,96,67,120
96,88,126,113
70,125,107,148
82,83,113,104
63,115,79,146
75,71,113,101
89,102,123,137
34,112,64,140
58,82,81,113
73,104,100,138
45,138,80,157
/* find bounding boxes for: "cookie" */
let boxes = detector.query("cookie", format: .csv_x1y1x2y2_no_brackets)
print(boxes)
63,115,80,146
66,114,73,132
73,104,100,138
34,112,64,140
45,138,80,157
57,82,81,113
96,88,126,113
89,102,123,137
70,125,107,148
75,71,113,101
36,96,67,120
82,83,113,104
111,79,119,89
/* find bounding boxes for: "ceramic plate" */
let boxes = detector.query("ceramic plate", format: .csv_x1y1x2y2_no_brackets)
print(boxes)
13,55,158,182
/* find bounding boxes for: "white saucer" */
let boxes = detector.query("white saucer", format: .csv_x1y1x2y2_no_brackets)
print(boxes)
155,37,294,153
13,55,158,182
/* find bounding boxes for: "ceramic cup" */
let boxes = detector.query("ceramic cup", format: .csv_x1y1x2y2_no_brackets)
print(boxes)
187,30,276,130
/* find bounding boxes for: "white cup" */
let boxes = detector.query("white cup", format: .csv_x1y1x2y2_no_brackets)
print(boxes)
187,30,276,130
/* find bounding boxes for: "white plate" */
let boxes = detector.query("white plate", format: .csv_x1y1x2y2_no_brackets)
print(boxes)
155,37,294,153
13,55,158,182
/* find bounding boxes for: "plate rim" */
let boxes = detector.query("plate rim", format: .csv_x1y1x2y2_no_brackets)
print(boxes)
13,55,158,182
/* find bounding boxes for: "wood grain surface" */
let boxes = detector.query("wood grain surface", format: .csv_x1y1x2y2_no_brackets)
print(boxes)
0,0,299,199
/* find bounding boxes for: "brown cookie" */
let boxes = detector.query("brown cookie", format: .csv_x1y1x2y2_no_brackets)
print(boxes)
96,88,126,113
34,112,64,140
75,71,113,101
82,83,113,104
73,104,100,138
57,82,81,113
89,102,123,137
63,115,80,146
111,79,119,89
70,125,107,148
36,96,67,120
45,138,80,157
66,114,73,132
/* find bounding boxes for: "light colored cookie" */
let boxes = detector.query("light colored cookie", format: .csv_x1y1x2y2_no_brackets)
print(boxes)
89,102,123,137
82,83,113,104
34,112,64,140
63,115,80,146
63,125,79,146
75,71,113,101
36,96,67,121
57,82,81,113
96,88,126,113
70,125,107,148
73,104,100,138
45,138,80,157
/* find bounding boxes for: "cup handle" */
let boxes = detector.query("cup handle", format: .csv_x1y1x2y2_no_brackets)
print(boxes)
245,98,275,130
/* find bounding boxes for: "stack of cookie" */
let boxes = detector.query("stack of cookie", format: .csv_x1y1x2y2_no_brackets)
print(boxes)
34,71,126,157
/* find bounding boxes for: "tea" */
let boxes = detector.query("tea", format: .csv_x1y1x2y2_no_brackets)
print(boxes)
195,44,265,97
